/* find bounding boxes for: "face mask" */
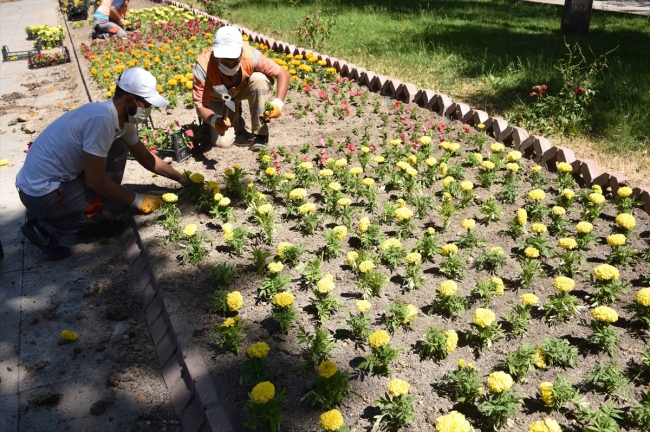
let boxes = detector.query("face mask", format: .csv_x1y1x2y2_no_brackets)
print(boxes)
218,62,241,76
127,98,151,124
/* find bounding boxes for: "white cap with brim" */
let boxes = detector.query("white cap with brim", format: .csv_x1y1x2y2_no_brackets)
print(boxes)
213,26,243,59
116,67,168,108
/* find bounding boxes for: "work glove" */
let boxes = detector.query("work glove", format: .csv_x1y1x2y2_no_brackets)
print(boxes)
122,19,131,27
131,193,163,214
263,98,284,121
210,115,231,134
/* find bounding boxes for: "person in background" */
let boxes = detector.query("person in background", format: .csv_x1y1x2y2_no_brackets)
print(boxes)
15,68,182,260
193,26,290,152
93,0,130,39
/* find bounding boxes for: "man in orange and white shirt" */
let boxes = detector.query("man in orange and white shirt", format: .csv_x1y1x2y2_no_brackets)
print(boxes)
93,0,129,39
193,26,290,151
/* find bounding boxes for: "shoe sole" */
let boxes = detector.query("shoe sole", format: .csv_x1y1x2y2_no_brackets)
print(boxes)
20,224,70,260
249,144,267,152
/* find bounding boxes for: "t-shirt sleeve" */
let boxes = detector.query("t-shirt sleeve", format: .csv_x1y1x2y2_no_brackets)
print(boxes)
112,0,126,10
254,49,283,77
81,116,115,157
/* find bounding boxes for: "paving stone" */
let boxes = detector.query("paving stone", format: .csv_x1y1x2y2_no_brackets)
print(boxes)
382,79,402,97
632,186,650,200
284,44,296,54
181,396,206,432
143,282,158,307
489,118,509,141
161,352,184,390
396,83,417,104
608,171,629,195
431,93,455,117
532,137,552,163
578,159,602,186
369,75,388,93
150,313,170,346
193,374,218,407
471,109,489,126
341,63,356,78
0,270,21,324
0,322,19,396
206,405,234,432
591,172,612,189
0,233,23,275
350,67,365,81
146,295,164,326
325,56,337,67
413,89,435,107
0,394,18,432
453,103,471,122
360,71,375,87
170,374,194,413
156,333,178,368
556,146,577,164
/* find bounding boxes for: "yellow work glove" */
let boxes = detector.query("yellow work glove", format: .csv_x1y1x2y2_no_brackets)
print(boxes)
131,193,163,214
263,98,284,121
210,115,231,134
122,19,131,27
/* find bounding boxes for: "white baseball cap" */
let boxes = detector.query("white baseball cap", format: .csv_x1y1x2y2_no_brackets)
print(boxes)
116,67,168,108
213,26,243,59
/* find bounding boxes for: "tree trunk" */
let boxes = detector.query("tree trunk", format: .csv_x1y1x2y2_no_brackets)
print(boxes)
561,0,594,34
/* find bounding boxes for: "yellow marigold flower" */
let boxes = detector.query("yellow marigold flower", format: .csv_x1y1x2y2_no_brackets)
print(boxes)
425,157,437,167
474,308,496,328
300,161,313,170
442,176,456,187
162,193,178,203
506,163,519,172
528,189,546,201
381,238,402,251
439,162,448,175
553,276,575,292
617,186,633,197
490,143,505,153
389,139,401,147
394,207,414,221
224,168,234,176
531,165,543,173
594,264,619,281
218,197,231,207
185,81,193,90
273,292,294,308
346,251,358,266
427,227,436,236
539,382,554,405
606,234,626,247
289,188,307,201
516,208,527,226
368,330,390,348
531,223,547,234
407,155,417,165
374,156,385,163
636,288,650,306
316,275,335,294
277,242,292,259
507,151,522,161
246,342,270,358
522,293,539,306
532,346,546,368
491,277,505,295
319,409,344,431
318,360,337,379
490,246,505,255
299,202,316,215
434,411,472,432
481,160,495,170
558,238,577,250
615,213,636,230
190,172,204,183
182,224,197,237
251,381,275,404
525,247,540,258
208,181,220,192
227,291,243,311
268,261,284,273
405,167,418,177
562,189,575,199
404,304,418,323
358,260,374,273
406,252,421,264
334,158,348,168
358,217,370,233
61,330,78,341
337,197,352,207
557,162,573,173
445,329,458,353
257,204,272,215
441,243,458,256
529,418,562,432
576,221,593,233
457,359,467,369
439,280,458,297
487,371,513,393
396,198,407,208
265,167,276,176
349,166,363,175
591,306,618,323
214,193,224,203
328,181,342,192
387,379,410,397
283,172,295,180
552,206,566,216
419,135,432,145
589,193,605,205
222,317,236,327
333,226,348,241
457,182,473,194
361,146,371,153
261,155,271,163
356,300,371,313
362,178,375,187
592,185,602,194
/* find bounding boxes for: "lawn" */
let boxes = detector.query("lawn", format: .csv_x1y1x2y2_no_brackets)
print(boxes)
207,0,650,156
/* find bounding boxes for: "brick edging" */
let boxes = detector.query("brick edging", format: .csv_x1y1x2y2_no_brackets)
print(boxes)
159,0,650,214
121,221,232,432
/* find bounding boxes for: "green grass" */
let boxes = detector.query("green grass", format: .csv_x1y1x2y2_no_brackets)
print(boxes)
195,0,650,156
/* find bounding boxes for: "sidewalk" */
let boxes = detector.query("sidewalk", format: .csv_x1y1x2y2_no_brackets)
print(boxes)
525,0,650,16
0,1,180,431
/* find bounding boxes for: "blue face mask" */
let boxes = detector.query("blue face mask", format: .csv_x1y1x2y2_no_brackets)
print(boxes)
218,62,241,76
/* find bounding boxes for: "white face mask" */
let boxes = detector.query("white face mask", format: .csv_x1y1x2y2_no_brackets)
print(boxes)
218,62,241,76
127,99,152,124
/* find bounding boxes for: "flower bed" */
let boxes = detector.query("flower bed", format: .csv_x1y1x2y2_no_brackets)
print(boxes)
27,47,71,69
80,5,650,431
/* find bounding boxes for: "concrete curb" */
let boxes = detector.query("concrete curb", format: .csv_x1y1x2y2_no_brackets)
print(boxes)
161,0,648,210
120,222,232,432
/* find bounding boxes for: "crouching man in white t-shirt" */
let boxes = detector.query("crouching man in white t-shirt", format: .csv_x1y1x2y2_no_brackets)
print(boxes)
15,68,183,259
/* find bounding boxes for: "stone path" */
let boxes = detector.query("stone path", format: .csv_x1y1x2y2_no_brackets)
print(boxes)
0,1,180,431
525,0,650,16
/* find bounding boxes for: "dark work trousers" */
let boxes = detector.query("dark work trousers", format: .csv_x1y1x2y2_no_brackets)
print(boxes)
18,138,132,239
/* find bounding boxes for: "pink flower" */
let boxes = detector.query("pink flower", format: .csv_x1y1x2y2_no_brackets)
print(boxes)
318,90,327,99
345,143,355,153
185,129,194,137
142,135,149,143
341,103,349,110
462,125,471,133
320,150,329,166
317,137,325,147
438,124,446,132
368,143,377,153
174,119,181,127
530,92,536,97
574,87,585,95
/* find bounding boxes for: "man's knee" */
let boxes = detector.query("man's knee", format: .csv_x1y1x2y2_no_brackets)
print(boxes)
248,72,271,90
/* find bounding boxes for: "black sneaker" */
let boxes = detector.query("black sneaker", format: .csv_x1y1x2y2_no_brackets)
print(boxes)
233,130,254,147
249,134,269,152
21,220,70,260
